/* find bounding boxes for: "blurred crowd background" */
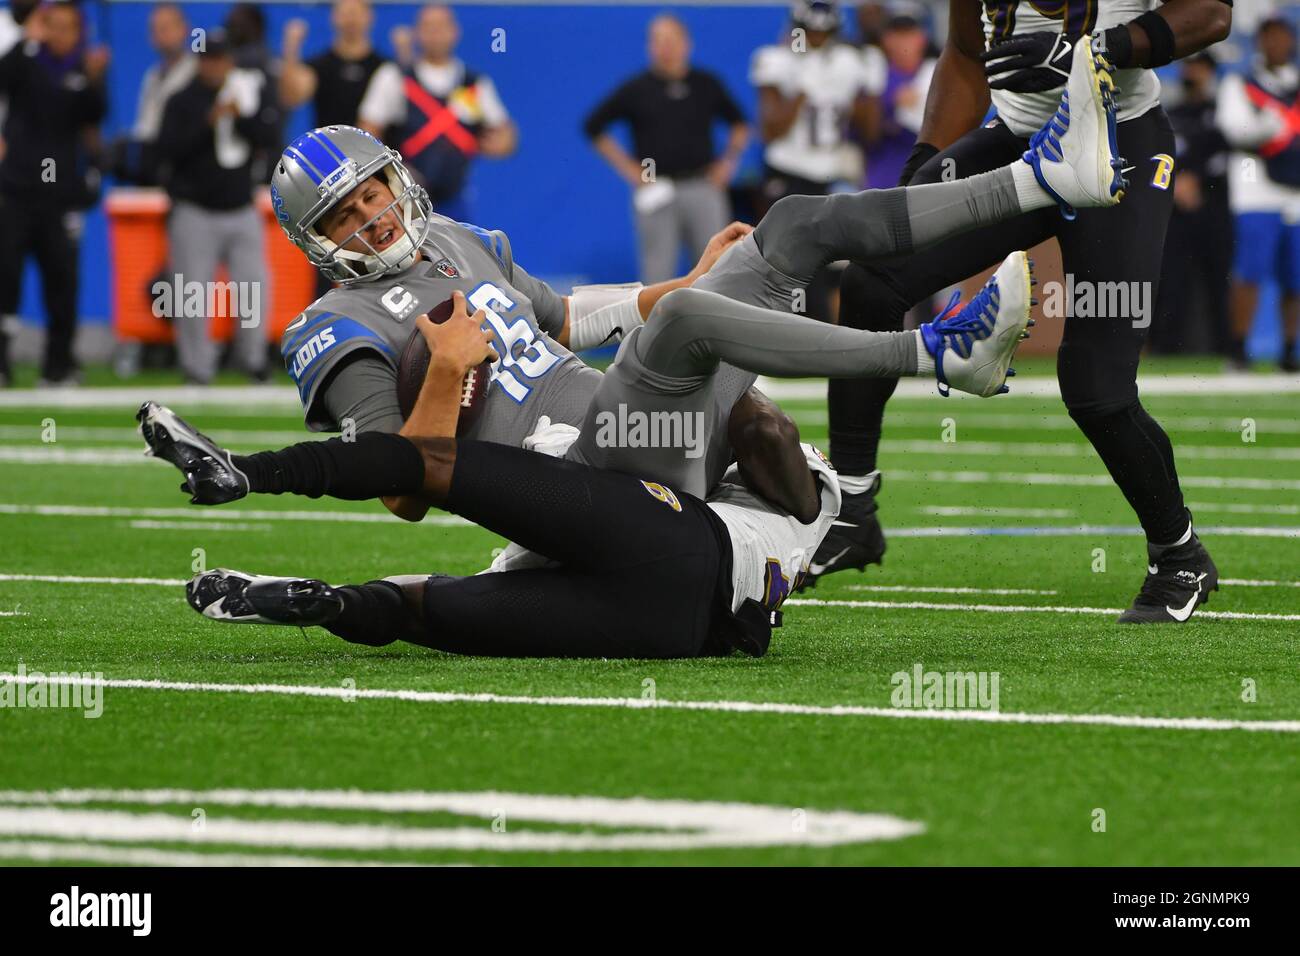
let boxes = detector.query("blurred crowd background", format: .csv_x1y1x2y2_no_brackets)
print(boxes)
0,0,1297,385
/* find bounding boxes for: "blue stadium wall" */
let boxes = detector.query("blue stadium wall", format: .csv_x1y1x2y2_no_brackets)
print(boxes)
21,1,794,324
12,1,1290,359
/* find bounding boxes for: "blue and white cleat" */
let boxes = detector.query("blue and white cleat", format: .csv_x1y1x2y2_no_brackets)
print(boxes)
920,251,1034,398
1022,36,1127,220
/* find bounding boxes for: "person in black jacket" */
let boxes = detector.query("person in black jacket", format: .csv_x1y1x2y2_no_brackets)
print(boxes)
0,0,108,386
155,29,279,384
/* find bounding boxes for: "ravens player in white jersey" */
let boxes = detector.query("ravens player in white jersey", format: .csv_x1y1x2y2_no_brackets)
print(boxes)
138,40,1130,656
819,0,1232,624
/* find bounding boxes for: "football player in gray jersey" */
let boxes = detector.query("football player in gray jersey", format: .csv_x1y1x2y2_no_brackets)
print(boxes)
261,76,1123,527
141,53,1129,656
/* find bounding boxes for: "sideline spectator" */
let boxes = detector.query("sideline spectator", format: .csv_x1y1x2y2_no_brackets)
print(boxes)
1217,16,1300,371
863,10,934,190
584,13,749,283
0,0,108,386
1153,53,1233,356
358,3,516,221
155,30,277,384
279,0,385,130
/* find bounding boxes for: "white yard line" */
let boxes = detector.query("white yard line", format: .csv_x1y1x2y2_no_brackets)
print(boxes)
846,585,1058,596
1187,501,1300,516
787,597,1300,622
887,469,1300,492
887,524,1300,539
128,519,273,532
756,374,1300,400
1220,578,1300,588
0,503,469,527
0,672,1295,733
0,573,185,586
876,439,1300,461
922,506,1075,519
0,791,923,852
0,840,439,867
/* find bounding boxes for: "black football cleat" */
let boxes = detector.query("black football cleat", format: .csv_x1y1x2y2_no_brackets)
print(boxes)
137,401,250,505
1117,534,1220,624
187,569,344,626
797,472,886,591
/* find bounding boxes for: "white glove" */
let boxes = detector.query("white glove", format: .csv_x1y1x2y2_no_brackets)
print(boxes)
522,415,580,459
479,540,558,574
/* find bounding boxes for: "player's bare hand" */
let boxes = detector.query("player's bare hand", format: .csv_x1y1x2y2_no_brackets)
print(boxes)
390,25,415,65
84,46,110,82
417,291,498,377
283,19,309,55
691,221,753,278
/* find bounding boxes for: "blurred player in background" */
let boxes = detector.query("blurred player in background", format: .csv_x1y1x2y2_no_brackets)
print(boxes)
818,0,1233,626
358,3,515,221
751,0,882,321
1217,15,1300,373
0,0,108,387
584,13,749,284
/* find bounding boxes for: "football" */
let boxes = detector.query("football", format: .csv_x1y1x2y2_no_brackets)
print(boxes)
394,296,492,434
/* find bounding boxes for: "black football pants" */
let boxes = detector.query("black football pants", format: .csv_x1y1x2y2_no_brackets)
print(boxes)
829,109,1191,544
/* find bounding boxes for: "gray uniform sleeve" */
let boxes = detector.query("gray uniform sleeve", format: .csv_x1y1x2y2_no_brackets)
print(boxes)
512,263,567,337
318,353,406,435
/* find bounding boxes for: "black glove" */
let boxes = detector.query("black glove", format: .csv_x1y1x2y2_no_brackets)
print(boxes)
981,31,1074,93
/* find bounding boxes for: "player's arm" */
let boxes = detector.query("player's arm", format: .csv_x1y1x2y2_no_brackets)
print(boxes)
906,0,991,180
1103,0,1231,68
729,388,819,525
757,85,805,143
383,292,498,522
552,222,753,350
583,79,643,185
278,19,318,110
983,1,1232,94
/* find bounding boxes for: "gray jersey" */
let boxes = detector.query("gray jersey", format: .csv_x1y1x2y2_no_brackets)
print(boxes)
281,214,601,447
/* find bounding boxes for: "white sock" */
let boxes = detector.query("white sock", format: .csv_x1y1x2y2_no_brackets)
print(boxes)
838,471,879,495
1152,521,1193,551
914,330,935,374
1011,160,1055,212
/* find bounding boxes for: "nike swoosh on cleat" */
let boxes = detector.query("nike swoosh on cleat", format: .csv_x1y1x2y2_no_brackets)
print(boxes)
1165,574,1207,622
809,547,852,575
1148,564,1158,575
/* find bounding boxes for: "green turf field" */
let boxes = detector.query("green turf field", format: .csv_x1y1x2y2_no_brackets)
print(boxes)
1,370,1297,865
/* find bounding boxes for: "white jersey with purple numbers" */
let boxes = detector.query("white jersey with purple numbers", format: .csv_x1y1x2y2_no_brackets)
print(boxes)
707,443,841,615
980,0,1162,137
281,215,601,449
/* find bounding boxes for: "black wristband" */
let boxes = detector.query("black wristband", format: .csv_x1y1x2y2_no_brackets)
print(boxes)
1133,10,1178,68
898,142,939,187
1098,24,1135,69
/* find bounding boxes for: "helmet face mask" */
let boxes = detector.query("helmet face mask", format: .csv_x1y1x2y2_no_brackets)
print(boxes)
271,126,435,286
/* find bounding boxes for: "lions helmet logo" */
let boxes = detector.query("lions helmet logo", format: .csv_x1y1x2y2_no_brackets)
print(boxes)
270,184,289,225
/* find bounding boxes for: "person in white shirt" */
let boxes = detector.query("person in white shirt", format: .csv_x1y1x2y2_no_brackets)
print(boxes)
1216,16,1300,372
357,3,515,221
